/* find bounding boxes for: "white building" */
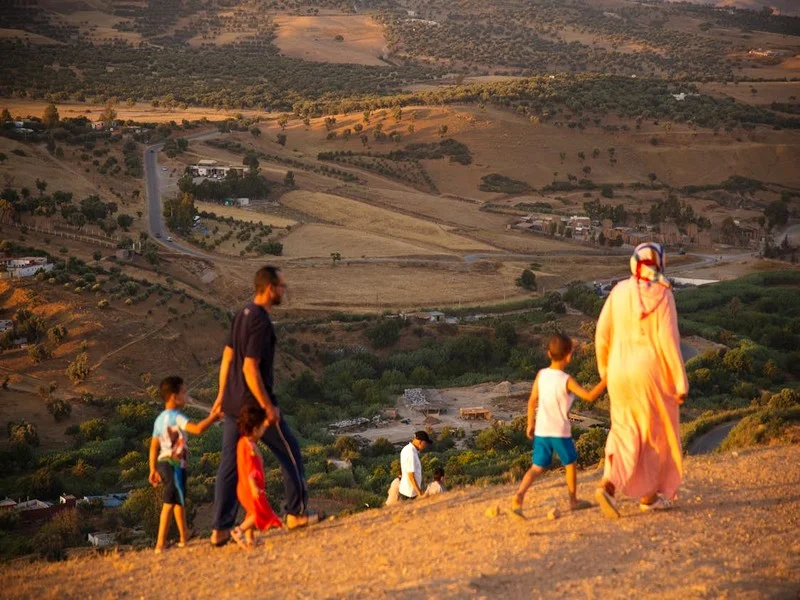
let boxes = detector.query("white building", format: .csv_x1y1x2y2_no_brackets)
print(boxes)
0,319,12,333
87,532,116,547
236,198,250,207
15,499,52,512
189,160,245,179
0,257,54,279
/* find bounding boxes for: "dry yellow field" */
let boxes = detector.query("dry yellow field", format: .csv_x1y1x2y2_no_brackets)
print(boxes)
58,10,142,44
194,201,296,228
698,81,800,105
280,190,496,252
280,261,526,310
272,15,387,66
0,28,64,45
280,223,449,259
0,100,268,124
0,138,103,199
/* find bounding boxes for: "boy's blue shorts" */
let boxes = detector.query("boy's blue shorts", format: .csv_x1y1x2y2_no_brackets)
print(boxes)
533,436,578,468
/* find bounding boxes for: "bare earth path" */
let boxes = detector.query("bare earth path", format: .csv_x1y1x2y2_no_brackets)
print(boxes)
3,446,798,599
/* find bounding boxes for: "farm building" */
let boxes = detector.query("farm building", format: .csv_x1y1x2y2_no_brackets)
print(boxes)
460,407,493,421
189,160,246,178
0,257,54,279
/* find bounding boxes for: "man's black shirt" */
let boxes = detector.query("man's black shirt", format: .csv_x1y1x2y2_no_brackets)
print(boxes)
222,302,277,416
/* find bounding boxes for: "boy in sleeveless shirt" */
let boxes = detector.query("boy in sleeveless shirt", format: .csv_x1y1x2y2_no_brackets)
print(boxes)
512,333,606,515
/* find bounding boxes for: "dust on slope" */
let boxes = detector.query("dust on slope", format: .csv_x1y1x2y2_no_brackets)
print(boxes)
3,445,798,599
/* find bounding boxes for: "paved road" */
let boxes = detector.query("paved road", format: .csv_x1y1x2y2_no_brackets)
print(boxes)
687,420,741,455
143,130,219,259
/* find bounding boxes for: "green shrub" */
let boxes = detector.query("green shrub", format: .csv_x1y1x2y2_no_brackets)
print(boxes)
120,486,162,538
366,319,401,349
78,418,108,442
8,420,40,446
46,397,72,422
575,428,608,466
720,406,800,451
32,509,81,561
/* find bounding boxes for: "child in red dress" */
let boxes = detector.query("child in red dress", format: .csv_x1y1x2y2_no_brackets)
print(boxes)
232,405,283,548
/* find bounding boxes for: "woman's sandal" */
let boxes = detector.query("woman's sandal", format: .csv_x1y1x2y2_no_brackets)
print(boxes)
595,487,620,520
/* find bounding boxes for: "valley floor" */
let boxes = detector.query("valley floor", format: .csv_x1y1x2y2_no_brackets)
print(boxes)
2,445,799,599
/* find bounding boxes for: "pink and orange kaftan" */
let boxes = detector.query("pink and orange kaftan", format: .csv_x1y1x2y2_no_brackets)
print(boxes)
595,277,688,500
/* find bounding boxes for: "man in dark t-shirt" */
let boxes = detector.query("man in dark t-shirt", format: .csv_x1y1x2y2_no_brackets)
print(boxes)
210,266,315,546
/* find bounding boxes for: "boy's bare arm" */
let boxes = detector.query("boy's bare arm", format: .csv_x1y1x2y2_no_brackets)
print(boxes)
148,437,161,486
526,374,540,439
567,377,607,402
185,409,221,435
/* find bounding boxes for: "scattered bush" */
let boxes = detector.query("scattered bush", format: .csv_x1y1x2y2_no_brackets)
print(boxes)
46,397,72,422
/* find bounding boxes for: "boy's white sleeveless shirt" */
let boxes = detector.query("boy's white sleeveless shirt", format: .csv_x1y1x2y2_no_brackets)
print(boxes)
534,368,574,438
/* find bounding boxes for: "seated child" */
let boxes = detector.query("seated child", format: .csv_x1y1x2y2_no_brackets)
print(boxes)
424,467,446,496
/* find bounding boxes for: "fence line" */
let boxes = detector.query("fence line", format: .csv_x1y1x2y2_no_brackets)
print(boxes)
8,222,118,249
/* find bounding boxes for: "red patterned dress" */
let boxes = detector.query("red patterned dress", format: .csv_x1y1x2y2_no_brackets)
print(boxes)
236,437,283,530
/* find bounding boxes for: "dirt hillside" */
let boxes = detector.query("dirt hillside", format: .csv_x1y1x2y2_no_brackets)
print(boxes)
3,445,798,599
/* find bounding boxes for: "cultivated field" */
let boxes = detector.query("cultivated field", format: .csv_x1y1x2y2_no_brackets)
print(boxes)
280,223,449,259
194,201,296,228
698,81,800,105
277,261,528,311
272,15,388,66
280,190,496,253
668,0,800,17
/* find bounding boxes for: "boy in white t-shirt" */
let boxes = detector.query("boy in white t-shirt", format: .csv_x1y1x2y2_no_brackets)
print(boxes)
512,334,606,515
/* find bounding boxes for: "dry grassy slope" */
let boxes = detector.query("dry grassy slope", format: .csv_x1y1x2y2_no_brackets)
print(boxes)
3,445,799,599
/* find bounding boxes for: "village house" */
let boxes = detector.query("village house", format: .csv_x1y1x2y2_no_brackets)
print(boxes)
0,319,13,333
59,494,77,507
189,160,246,179
0,498,17,512
13,499,71,522
0,257,54,279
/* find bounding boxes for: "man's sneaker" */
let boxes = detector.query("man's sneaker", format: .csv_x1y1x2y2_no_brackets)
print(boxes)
595,487,620,520
640,497,673,512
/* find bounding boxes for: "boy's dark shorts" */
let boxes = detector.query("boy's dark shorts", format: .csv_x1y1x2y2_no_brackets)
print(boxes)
157,462,186,506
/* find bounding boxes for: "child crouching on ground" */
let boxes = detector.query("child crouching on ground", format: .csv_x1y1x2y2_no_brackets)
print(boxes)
512,333,606,515
149,376,220,553
232,405,283,547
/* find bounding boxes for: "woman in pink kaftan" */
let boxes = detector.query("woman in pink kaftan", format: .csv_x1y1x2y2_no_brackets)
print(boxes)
594,243,688,518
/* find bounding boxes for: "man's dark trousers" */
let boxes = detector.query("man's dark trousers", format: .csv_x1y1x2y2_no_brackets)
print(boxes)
213,413,308,530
